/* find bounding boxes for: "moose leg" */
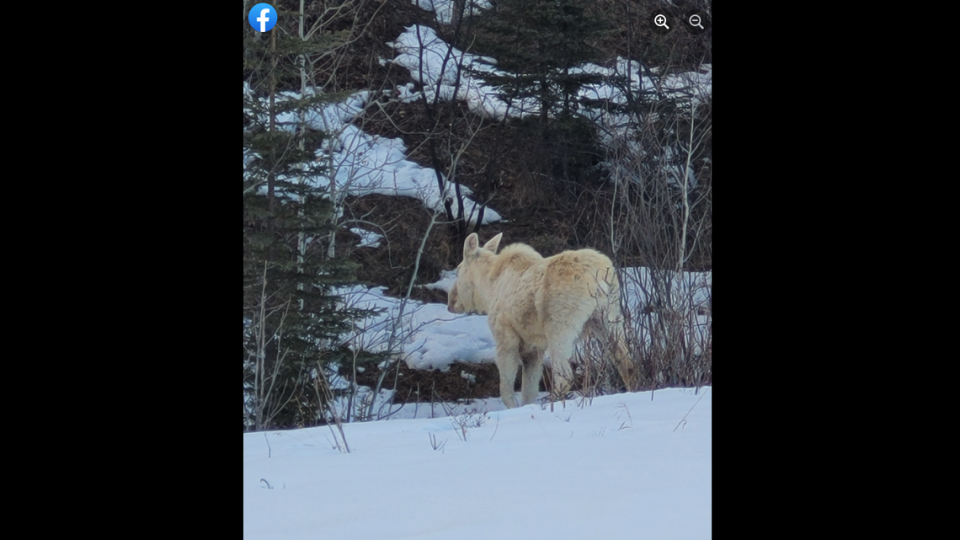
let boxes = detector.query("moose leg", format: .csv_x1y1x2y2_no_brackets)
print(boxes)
610,329,634,391
602,304,635,391
519,347,543,406
585,316,635,392
494,333,522,409
545,324,579,399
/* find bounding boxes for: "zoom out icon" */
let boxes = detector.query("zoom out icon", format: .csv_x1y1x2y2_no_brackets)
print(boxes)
684,10,710,34
248,3,277,33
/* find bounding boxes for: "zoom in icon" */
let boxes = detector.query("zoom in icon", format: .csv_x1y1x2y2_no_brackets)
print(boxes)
650,12,672,34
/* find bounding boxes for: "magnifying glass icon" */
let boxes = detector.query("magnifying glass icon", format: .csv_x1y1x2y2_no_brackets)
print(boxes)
689,14,704,30
654,14,669,30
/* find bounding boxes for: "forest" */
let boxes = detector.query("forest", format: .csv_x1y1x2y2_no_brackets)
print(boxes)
243,0,712,431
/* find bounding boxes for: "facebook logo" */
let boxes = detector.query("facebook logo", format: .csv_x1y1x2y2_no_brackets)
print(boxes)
248,3,277,32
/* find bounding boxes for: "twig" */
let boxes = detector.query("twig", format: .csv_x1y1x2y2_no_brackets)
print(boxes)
316,361,351,453
673,387,709,432
428,433,447,453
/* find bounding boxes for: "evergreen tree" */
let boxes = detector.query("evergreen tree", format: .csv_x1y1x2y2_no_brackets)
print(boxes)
242,2,381,431
468,0,614,188
471,0,611,124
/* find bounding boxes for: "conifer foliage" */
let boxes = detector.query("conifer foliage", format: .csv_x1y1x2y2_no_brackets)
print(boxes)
467,0,612,188
242,1,382,431
471,0,610,122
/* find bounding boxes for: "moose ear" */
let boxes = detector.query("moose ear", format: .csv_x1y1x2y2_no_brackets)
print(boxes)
464,233,479,258
482,233,503,253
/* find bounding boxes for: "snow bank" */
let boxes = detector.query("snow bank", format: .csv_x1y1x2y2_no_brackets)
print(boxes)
244,388,712,540
412,0,492,25
244,88,501,226
388,25,711,124
335,285,495,371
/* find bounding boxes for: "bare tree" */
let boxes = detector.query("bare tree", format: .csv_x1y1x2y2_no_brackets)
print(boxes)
408,9,498,242
603,64,712,391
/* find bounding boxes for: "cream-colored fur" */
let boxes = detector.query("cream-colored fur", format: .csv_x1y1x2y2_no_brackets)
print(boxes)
448,233,634,408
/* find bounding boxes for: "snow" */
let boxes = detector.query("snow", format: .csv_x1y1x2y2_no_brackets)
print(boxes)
413,0,492,25
349,227,383,248
422,268,458,293
246,20,709,247
387,24,710,187
388,25,536,121
334,284,497,371
244,388,711,540
388,25,710,123
244,88,501,226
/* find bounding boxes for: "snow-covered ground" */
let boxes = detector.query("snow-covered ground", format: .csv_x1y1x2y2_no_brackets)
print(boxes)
413,0,493,26
387,24,710,126
245,12,710,233
243,87,501,227
244,387,711,540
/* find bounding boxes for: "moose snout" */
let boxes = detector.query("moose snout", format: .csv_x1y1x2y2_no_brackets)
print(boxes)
447,282,461,313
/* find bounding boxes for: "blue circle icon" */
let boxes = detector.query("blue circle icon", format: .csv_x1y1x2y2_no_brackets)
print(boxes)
248,4,277,32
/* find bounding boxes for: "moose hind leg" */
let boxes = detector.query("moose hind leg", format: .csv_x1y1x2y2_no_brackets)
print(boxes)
587,316,635,391
495,337,522,409
519,348,543,406
545,325,579,398
611,330,634,391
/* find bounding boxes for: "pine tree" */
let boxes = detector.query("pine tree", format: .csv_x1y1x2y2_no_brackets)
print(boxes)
467,0,613,188
242,1,381,431
471,0,611,124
